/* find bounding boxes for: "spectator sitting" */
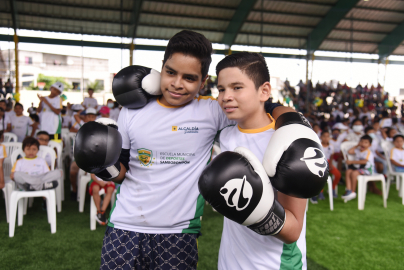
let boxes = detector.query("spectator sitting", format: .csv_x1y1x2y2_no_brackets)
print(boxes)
70,104,85,127
37,131,55,168
365,126,383,195
61,106,71,129
107,99,120,122
0,106,11,132
382,127,397,142
10,137,60,192
345,119,364,142
390,134,404,172
89,174,115,225
5,100,15,119
321,130,341,198
69,108,97,133
379,111,392,128
4,79,13,98
312,123,321,137
330,124,348,171
11,102,37,142
82,88,98,109
0,130,6,189
342,135,374,202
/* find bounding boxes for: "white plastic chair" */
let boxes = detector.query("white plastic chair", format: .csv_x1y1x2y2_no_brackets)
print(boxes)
381,141,404,204
61,128,70,162
48,140,65,201
3,132,18,142
8,148,58,236
90,188,116,230
306,177,333,211
340,141,387,210
78,169,92,212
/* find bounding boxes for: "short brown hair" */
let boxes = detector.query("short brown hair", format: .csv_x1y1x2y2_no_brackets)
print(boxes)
22,137,40,150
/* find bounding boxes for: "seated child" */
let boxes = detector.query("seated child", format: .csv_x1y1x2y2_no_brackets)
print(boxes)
390,134,404,172
37,131,54,168
11,137,60,191
321,130,341,198
342,135,374,202
89,174,115,225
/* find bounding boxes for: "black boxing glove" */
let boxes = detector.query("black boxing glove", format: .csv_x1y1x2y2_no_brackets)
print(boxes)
199,147,286,236
74,118,122,181
263,112,328,198
112,65,161,109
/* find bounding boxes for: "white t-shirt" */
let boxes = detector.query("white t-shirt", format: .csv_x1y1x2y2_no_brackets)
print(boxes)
109,97,232,234
354,148,374,174
83,97,98,109
72,120,85,130
322,143,334,160
380,118,392,128
390,148,404,167
0,114,11,131
62,114,71,128
12,156,50,175
332,110,344,120
5,111,15,120
110,108,120,122
346,131,364,143
218,115,307,270
10,115,34,142
39,96,62,135
37,149,54,168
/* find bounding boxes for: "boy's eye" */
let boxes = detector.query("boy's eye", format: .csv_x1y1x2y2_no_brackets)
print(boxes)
166,70,174,75
234,86,242,90
217,88,224,92
185,77,195,81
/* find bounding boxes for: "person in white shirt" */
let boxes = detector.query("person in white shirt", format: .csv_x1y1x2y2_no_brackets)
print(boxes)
379,111,392,128
82,88,98,109
37,82,63,141
332,105,345,122
36,131,54,168
0,106,11,132
10,102,37,142
343,135,375,202
345,119,364,142
98,106,110,119
107,99,120,122
390,134,404,172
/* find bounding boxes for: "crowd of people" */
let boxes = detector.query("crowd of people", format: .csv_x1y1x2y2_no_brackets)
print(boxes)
0,82,122,225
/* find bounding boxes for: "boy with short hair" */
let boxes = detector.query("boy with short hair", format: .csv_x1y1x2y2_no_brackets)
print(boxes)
11,102,37,142
82,88,98,109
37,82,63,141
11,137,59,191
75,30,305,269
212,52,307,269
89,174,115,225
69,107,97,133
343,135,375,202
37,130,54,168
390,134,404,172
0,101,12,132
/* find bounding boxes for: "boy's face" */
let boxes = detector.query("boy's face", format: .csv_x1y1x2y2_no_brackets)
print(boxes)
85,114,97,122
394,137,404,149
0,102,6,110
332,130,340,139
37,134,50,146
88,90,94,97
160,53,206,106
217,67,270,123
14,105,23,116
321,132,330,143
359,139,371,151
24,144,39,159
50,87,61,97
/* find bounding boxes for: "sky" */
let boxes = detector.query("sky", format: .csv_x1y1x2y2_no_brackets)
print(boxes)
1,28,404,96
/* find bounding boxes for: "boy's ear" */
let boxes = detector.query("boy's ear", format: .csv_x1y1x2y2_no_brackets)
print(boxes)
260,82,271,101
200,75,209,90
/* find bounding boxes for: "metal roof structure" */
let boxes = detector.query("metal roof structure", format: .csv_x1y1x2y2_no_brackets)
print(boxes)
1,0,404,60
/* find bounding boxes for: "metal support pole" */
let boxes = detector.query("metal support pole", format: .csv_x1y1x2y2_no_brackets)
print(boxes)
13,32,19,94
383,58,389,93
129,41,135,65
81,27,84,99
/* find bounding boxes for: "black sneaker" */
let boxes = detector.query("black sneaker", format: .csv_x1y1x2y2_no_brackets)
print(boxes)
42,181,59,190
70,191,77,201
96,211,107,225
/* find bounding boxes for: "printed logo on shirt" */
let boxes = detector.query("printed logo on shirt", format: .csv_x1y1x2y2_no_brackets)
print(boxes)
172,126,199,134
137,148,154,166
300,147,328,177
220,175,253,211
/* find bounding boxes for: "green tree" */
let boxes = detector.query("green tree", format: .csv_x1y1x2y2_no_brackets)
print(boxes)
87,80,103,91
27,74,72,90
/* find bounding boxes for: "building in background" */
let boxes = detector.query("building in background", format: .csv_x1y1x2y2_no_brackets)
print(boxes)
1,49,111,92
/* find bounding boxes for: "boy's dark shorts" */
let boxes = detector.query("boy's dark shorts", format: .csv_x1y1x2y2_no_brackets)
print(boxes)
348,165,371,175
100,226,198,270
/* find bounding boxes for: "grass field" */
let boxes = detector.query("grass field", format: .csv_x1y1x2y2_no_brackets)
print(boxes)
0,180,403,270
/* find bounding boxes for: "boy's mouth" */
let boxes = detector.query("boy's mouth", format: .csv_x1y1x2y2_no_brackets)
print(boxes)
223,106,237,113
167,90,186,98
